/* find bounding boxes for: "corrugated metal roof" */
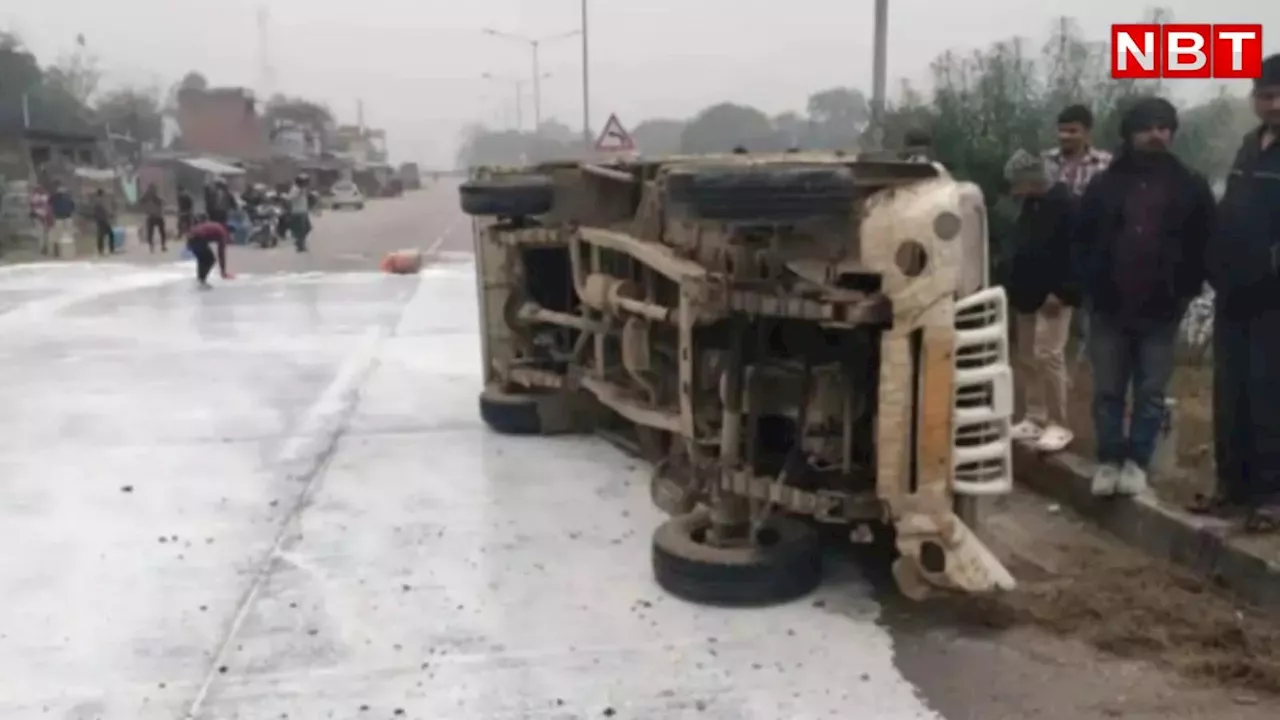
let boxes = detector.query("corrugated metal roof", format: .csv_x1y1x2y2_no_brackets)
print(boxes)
179,156,245,176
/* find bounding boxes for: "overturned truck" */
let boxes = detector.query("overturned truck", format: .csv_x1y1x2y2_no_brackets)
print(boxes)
458,153,1016,602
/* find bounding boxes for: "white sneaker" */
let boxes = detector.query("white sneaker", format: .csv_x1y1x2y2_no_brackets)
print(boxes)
1117,460,1148,496
1011,419,1044,441
1035,424,1074,453
1091,463,1120,496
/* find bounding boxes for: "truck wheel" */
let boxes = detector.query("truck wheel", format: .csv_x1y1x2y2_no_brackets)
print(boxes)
652,511,823,605
663,164,856,222
459,175,554,218
478,387,585,435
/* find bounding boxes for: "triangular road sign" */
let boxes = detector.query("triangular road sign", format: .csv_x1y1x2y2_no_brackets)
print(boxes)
594,113,635,151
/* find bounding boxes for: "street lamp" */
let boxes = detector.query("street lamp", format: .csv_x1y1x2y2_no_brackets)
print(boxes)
580,0,590,149
869,0,889,149
482,27,581,131
482,72,552,132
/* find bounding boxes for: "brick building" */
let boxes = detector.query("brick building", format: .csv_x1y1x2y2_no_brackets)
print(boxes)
174,86,270,163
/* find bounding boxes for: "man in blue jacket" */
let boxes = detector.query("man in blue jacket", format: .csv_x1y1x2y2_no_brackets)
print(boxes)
48,181,76,254
1205,54,1280,530
1076,97,1215,497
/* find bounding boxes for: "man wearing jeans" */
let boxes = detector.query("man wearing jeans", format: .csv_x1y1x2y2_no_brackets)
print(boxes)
1076,98,1215,496
1044,105,1112,372
1002,150,1079,452
1205,54,1280,530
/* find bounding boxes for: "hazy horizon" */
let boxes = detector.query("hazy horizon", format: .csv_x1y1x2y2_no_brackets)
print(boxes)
4,1,1274,166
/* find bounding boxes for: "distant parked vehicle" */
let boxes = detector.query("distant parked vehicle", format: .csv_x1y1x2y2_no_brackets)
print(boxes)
398,162,422,190
329,180,365,210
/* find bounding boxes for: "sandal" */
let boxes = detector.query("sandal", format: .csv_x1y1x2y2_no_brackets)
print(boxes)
1243,504,1280,533
1187,493,1244,517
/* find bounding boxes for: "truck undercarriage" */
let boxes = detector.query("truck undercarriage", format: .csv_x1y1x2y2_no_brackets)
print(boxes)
459,153,1016,603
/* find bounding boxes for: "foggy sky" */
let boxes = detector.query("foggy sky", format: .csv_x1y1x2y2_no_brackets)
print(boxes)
4,1,1275,167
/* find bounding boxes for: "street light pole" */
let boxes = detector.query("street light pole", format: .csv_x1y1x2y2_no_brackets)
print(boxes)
870,0,889,149
532,41,542,130
482,73,525,130
483,27,581,135
581,0,591,150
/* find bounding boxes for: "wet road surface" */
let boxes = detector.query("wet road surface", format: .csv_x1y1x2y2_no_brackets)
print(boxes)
0,189,1271,719
102,180,471,275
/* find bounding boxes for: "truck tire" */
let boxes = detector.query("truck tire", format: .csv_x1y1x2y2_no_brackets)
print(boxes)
478,387,586,435
460,175,554,218
664,164,856,222
652,511,823,605
478,388,544,435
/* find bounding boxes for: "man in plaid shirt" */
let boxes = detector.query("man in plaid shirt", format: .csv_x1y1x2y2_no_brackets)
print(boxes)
1044,104,1113,369
1043,105,1113,196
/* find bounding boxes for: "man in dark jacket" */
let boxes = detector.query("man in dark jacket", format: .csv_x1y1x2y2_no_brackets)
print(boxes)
91,189,114,256
139,183,167,253
1002,150,1080,453
1205,54,1280,530
1077,97,1215,497
177,187,195,236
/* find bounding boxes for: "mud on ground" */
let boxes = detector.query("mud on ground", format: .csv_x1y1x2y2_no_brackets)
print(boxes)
962,492,1280,697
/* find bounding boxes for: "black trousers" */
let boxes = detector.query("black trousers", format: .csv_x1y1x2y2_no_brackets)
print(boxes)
188,237,217,282
1214,301,1280,506
95,220,113,254
145,216,167,250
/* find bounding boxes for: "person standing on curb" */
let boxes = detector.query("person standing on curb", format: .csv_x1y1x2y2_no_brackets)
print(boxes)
1203,54,1280,531
1002,150,1080,453
1043,105,1112,373
1076,97,1215,497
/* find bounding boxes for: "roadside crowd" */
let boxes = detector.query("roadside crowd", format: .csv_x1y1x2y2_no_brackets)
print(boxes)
1000,53,1280,530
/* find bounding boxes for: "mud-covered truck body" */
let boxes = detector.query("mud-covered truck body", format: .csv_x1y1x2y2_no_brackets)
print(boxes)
458,153,1016,602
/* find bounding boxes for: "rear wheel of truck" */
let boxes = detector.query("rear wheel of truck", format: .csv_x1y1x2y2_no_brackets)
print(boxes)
652,510,823,605
663,164,856,222
477,387,587,435
459,175,554,218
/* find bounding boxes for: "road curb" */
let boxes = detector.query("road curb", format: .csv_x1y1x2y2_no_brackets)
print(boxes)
1012,442,1280,609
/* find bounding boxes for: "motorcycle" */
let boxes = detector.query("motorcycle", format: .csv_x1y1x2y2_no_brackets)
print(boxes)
246,204,281,248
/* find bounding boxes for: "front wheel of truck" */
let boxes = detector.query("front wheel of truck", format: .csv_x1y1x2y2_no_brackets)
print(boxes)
652,510,823,606
478,387,592,436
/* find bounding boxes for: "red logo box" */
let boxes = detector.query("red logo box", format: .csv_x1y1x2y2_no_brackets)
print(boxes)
1111,23,1262,79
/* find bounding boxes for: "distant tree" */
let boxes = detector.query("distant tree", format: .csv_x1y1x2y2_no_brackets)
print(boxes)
631,118,685,156
771,112,808,148
95,86,164,145
0,31,42,92
178,71,209,92
44,42,102,106
805,87,869,149
535,119,577,145
679,103,775,154
264,93,334,129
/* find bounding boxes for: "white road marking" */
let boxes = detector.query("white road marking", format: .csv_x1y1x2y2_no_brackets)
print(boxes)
182,323,389,719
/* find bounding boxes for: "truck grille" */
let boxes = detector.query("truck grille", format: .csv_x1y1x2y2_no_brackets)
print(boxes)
952,287,1013,496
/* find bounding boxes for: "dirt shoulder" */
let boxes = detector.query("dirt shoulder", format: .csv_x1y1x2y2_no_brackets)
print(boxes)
883,490,1279,719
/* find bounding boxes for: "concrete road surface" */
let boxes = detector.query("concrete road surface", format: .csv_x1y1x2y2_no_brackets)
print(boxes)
0,187,1269,719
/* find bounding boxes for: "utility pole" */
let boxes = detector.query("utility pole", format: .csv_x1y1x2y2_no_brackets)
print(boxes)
357,99,365,130
483,74,527,131
483,28,581,133
870,0,889,149
257,4,275,100
581,0,591,149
